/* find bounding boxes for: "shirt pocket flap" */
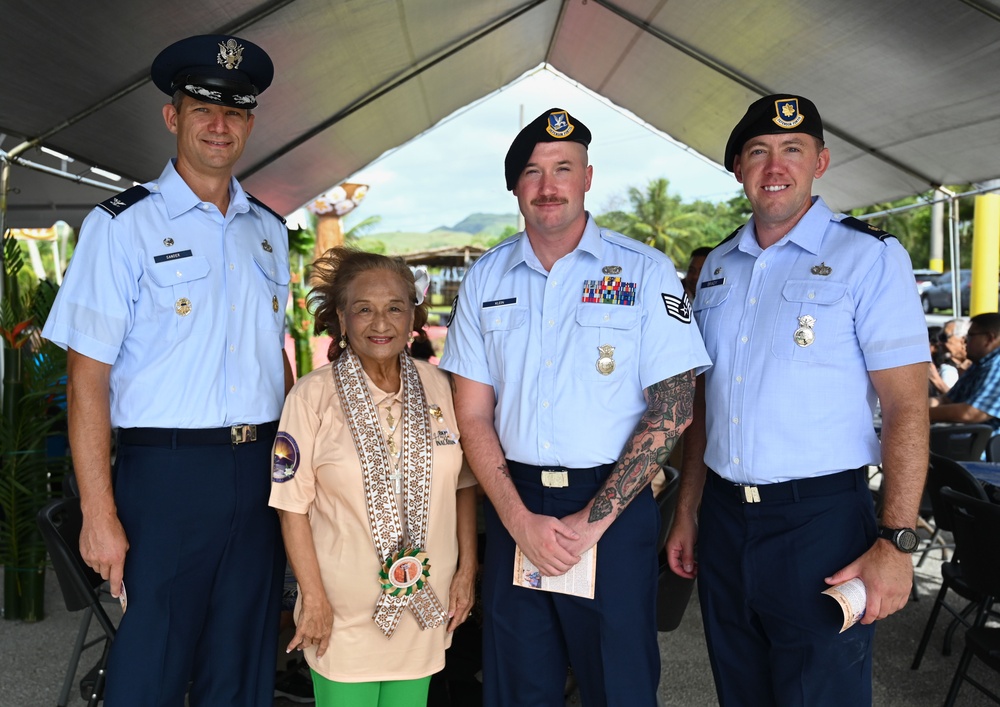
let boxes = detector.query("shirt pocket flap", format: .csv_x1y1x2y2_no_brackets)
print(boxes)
146,256,211,287
692,284,732,312
575,303,640,329
781,280,848,304
480,305,527,332
253,252,291,285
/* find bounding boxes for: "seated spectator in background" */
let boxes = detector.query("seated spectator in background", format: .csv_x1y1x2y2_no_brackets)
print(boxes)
929,318,970,395
930,312,1000,429
681,246,712,300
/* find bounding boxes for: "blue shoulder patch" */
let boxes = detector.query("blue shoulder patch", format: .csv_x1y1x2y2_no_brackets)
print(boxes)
96,185,151,218
247,193,286,224
840,217,894,241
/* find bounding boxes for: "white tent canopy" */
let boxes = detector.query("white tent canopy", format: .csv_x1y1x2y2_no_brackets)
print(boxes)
3,0,1000,231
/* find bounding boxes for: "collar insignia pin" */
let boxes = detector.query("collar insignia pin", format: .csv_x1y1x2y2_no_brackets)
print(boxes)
811,262,832,276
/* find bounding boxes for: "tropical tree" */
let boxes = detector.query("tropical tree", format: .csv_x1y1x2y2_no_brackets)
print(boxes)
597,178,747,264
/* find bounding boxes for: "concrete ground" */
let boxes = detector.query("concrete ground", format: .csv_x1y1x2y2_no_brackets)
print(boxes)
2,545,998,706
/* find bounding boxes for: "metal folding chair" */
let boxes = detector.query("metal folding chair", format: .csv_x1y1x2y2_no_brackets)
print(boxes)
37,497,117,707
940,487,1000,706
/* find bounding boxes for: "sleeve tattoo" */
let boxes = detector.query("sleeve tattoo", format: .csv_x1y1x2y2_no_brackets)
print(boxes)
588,370,695,523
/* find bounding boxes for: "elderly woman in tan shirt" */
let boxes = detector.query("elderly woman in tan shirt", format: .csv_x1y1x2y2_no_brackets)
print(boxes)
269,247,477,707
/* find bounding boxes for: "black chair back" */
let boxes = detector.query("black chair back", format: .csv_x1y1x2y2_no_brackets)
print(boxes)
927,454,990,535
940,487,1000,598
930,423,993,461
987,435,1000,463
37,497,106,613
37,497,117,707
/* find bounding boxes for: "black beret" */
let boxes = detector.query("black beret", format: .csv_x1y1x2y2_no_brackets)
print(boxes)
504,108,592,191
151,35,273,109
724,94,824,172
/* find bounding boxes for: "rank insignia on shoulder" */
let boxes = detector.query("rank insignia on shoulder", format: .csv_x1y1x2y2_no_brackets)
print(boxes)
97,185,151,218
247,193,287,224
810,262,832,276
840,217,893,241
661,292,692,323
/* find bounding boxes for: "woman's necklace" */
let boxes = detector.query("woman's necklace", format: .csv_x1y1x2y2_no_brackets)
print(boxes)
384,402,403,494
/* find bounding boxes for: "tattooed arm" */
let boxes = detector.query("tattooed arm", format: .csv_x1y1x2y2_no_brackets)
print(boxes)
450,373,581,576
558,369,696,557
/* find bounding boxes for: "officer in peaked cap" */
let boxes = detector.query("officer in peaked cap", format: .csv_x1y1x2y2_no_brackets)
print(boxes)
440,105,709,706
43,34,290,706
667,92,928,707
151,33,274,109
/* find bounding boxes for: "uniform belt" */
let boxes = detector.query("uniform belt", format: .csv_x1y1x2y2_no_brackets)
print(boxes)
708,466,866,504
506,460,616,488
118,422,279,447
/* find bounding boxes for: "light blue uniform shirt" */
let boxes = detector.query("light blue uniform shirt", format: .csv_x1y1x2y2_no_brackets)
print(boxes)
43,160,290,429
693,197,929,484
439,214,711,467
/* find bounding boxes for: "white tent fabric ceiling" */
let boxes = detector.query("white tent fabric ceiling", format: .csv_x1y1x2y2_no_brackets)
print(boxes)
3,0,1000,230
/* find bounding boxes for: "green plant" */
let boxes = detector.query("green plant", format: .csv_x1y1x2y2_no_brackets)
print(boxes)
1,233,68,621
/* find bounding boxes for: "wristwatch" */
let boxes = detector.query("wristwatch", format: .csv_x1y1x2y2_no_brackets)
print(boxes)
877,526,919,553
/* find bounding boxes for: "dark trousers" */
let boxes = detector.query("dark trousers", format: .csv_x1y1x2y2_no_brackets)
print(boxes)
103,435,285,707
481,465,660,707
698,468,878,707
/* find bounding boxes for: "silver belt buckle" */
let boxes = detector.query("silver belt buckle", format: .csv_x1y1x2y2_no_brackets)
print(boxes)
540,470,569,488
741,485,761,503
231,424,257,445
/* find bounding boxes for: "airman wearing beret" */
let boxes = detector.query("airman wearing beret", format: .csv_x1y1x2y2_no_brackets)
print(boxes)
441,108,709,706
43,34,290,706
667,94,929,707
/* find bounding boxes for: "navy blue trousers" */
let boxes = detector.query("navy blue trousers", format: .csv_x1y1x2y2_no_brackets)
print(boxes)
103,435,285,707
698,469,878,707
481,469,660,707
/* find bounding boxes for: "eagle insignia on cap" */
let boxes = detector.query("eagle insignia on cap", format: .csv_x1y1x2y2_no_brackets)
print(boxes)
217,38,245,70
772,98,804,129
546,111,575,139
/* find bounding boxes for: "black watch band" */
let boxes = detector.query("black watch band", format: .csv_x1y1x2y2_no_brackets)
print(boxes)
877,526,919,554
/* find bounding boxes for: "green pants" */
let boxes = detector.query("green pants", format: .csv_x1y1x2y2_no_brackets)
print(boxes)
310,669,431,707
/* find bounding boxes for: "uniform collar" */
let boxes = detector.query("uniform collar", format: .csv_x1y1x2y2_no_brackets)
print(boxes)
736,196,832,257
154,159,249,219
501,212,602,274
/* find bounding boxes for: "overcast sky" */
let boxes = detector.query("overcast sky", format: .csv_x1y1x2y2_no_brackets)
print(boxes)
290,68,741,234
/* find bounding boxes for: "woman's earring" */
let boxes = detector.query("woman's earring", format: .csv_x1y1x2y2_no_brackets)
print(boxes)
339,334,348,349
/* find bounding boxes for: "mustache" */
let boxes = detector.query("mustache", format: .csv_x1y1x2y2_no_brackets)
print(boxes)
531,197,567,206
